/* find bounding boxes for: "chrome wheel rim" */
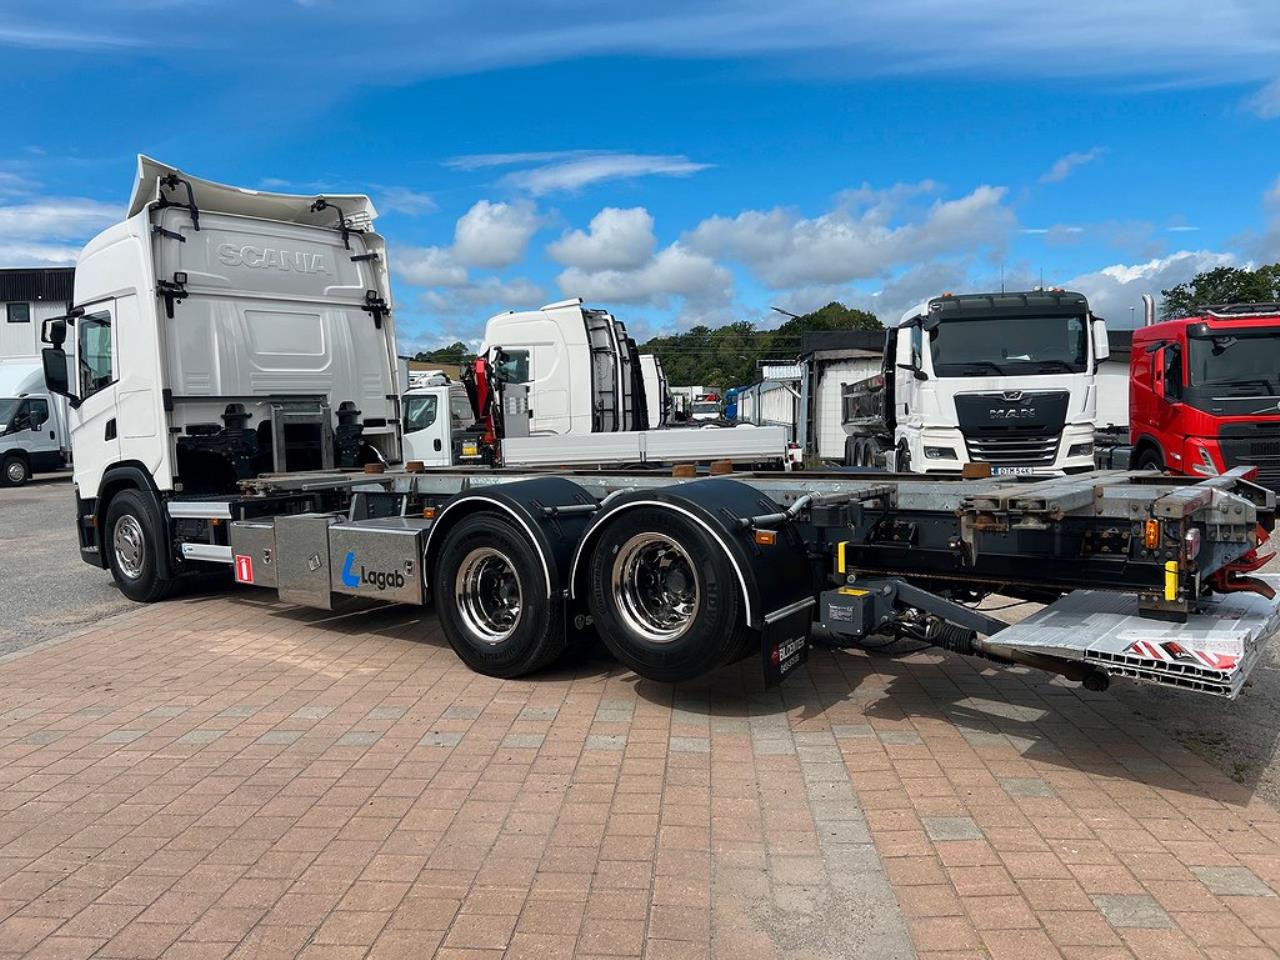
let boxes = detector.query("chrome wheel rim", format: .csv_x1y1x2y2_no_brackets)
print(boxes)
113,515,146,580
454,547,522,644
611,534,700,643
6,460,25,483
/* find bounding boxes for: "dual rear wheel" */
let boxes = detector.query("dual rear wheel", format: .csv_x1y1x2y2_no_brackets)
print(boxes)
432,508,749,682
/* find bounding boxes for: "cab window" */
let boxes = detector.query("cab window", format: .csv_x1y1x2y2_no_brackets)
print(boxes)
26,398,48,429
404,394,439,433
493,349,530,383
77,312,113,398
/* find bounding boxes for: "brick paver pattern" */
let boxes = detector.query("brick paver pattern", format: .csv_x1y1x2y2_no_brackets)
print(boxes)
0,592,1277,959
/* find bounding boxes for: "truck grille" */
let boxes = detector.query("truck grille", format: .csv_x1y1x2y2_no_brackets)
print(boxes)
965,431,1061,466
1218,434,1280,489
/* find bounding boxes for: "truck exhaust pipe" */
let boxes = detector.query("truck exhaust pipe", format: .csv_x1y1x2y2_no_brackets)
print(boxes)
1142,293,1156,327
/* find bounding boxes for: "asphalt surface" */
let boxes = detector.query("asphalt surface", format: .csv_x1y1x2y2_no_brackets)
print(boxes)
4,475,1280,809
0,473,136,655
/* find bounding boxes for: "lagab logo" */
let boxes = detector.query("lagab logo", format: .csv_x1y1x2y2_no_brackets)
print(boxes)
341,551,405,591
217,243,331,274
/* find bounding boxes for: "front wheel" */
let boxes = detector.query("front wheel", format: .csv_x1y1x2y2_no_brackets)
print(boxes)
105,490,177,602
432,513,565,678
2,455,30,486
585,508,748,682
1136,448,1164,472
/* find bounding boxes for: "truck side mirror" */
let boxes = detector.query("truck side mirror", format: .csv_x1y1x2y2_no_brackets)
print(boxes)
41,317,67,348
42,347,78,408
1091,318,1109,363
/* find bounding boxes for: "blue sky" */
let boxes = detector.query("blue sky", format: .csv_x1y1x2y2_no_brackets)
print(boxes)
2,1,1279,350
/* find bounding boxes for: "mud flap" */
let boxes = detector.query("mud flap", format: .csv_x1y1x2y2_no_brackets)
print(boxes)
762,600,814,687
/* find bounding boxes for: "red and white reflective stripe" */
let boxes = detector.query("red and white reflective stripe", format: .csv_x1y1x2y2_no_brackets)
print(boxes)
1192,649,1237,670
1129,640,1167,661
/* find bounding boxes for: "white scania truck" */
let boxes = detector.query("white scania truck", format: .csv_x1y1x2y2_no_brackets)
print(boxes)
399,300,783,469
38,158,1280,700
842,291,1108,475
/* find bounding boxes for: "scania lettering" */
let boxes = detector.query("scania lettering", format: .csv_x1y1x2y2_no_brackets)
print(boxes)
216,243,330,274
41,159,1280,704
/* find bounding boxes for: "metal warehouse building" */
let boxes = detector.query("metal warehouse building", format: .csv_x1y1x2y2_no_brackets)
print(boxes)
1,267,74,361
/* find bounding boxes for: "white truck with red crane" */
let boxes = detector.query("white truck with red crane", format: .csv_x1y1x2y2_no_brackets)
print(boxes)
38,158,1280,697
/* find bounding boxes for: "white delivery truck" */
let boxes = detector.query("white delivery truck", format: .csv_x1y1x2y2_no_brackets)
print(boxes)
0,358,71,484
841,291,1108,475
37,158,1280,700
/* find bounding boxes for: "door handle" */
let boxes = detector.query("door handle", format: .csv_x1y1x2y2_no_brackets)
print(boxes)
105,419,117,441
433,439,442,451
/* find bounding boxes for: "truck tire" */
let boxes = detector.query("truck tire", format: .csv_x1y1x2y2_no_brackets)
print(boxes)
104,489,177,602
1136,448,1164,472
585,507,748,683
432,513,566,678
844,436,858,467
2,454,30,486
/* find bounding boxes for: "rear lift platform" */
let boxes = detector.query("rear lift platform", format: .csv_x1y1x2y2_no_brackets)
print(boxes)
994,579,1280,698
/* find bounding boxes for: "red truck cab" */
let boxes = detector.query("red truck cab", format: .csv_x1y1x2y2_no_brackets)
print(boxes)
1130,304,1280,488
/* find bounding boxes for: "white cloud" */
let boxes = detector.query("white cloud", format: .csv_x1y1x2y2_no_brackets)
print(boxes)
24,2,1280,90
1244,78,1280,119
452,199,540,268
0,197,119,242
443,151,594,171
1062,250,1237,325
393,245,467,286
498,154,712,195
686,183,1015,288
1039,147,1107,184
556,243,731,306
0,242,82,266
420,276,547,315
547,207,657,270
376,187,436,215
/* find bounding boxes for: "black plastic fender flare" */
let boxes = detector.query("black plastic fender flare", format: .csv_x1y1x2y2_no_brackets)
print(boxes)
423,476,597,600
567,477,815,630
96,462,175,578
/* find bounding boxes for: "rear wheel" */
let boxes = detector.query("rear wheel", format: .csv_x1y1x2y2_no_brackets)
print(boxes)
2,455,29,486
105,490,177,602
586,508,748,682
433,513,565,678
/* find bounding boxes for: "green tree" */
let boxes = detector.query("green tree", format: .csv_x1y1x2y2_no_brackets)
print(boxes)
639,302,882,388
1161,264,1280,319
413,340,474,365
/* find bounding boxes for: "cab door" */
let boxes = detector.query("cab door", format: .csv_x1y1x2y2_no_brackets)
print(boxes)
401,388,451,467
69,301,121,494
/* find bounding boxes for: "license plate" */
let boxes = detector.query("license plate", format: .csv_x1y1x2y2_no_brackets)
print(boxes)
461,442,479,457
992,466,1035,476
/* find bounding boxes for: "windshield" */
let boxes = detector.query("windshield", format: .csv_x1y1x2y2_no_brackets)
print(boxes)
1188,329,1280,394
929,315,1088,378
692,402,719,414
0,399,19,429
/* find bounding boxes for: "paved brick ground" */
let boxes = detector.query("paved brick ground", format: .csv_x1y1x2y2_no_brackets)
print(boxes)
0,592,1278,959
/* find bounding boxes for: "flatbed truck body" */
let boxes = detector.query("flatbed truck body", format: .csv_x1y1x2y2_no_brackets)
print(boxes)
39,158,1280,700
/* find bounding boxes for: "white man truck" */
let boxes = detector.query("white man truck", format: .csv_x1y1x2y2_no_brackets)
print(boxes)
0,358,71,484
40,158,1280,699
841,291,1108,475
